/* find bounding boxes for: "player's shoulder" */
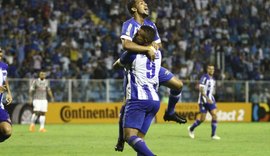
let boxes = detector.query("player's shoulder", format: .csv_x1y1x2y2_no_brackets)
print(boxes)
0,61,8,70
123,17,136,25
200,74,210,79
144,18,156,26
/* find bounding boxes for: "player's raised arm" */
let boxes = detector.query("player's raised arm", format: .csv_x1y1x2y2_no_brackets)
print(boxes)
113,59,124,70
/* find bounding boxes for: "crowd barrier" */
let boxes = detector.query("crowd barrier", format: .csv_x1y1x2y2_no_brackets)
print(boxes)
43,102,269,124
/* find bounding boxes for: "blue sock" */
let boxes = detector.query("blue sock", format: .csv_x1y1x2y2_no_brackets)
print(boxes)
127,136,155,156
167,89,182,115
211,120,217,136
118,105,125,142
190,120,201,131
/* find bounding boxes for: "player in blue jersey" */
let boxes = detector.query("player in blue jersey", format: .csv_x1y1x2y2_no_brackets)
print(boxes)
188,64,221,140
115,0,186,151
0,48,13,143
114,25,160,156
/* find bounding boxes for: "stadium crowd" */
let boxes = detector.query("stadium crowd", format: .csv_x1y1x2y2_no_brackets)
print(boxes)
0,0,270,81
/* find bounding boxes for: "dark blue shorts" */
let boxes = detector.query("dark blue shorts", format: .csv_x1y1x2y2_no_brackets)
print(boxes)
199,102,217,113
0,108,11,124
159,67,174,84
123,100,160,134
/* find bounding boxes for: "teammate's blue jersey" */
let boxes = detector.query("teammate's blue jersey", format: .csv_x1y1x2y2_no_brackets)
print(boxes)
120,50,162,101
198,74,216,104
0,62,8,109
121,17,161,43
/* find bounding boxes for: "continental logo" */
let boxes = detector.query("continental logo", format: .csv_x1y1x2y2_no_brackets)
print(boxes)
60,106,119,122
175,104,200,120
176,111,200,120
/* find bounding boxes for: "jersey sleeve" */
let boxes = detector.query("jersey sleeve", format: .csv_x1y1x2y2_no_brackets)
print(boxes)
199,75,207,87
120,21,134,41
120,51,136,65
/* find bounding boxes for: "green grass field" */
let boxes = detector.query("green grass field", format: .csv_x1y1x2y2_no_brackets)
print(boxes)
0,123,269,156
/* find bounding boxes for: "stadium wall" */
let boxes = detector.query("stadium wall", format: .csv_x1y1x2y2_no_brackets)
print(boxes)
38,102,270,124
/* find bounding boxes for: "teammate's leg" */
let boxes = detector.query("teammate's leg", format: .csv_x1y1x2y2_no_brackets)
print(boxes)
124,100,156,156
161,75,186,123
188,104,207,139
29,111,38,132
38,100,48,132
39,112,46,132
209,108,220,140
115,104,126,152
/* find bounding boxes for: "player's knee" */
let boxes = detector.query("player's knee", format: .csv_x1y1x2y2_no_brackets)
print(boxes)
212,114,218,120
200,116,206,122
137,132,145,139
2,125,12,136
124,129,138,142
171,79,183,92
177,79,183,89
174,78,183,90
0,126,12,142
0,133,11,142
124,131,131,141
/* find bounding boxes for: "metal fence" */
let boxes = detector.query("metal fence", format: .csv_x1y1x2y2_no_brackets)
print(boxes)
8,79,270,103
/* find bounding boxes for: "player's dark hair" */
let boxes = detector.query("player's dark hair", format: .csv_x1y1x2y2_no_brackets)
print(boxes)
207,63,215,68
127,0,136,15
140,25,156,44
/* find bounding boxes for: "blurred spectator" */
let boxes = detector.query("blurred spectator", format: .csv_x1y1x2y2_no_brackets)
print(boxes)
259,88,270,103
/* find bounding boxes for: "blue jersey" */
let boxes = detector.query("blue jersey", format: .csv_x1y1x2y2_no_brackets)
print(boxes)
121,17,161,43
120,50,162,101
198,74,216,104
0,62,8,109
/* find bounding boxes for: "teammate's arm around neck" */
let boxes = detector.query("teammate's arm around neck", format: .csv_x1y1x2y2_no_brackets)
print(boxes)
122,39,155,61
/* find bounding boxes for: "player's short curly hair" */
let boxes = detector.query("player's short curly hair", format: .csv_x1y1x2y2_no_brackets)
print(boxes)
140,25,156,44
127,0,136,15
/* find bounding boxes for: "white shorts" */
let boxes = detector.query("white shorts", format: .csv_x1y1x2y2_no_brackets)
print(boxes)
33,99,48,112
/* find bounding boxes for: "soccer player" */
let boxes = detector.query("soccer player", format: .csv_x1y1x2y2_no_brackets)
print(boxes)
29,71,54,132
115,25,161,156
0,48,13,143
115,0,186,151
188,64,221,140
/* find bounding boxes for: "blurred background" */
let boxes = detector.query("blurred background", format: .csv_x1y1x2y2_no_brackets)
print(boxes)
0,0,269,106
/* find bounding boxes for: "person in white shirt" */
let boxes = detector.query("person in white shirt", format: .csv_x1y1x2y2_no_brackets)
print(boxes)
29,71,54,132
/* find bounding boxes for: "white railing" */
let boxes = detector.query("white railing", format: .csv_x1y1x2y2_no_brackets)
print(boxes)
8,79,270,103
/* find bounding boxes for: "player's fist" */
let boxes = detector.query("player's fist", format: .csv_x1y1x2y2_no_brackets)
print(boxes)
147,46,156,61
6,94,12,105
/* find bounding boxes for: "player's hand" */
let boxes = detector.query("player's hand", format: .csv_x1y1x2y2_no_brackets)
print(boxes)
0,85,7,93
151,42,159,50
146,46,156,61
6,94,12,105
51,97,55,102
